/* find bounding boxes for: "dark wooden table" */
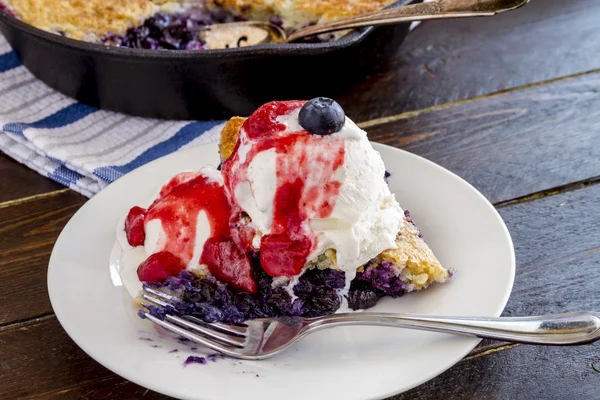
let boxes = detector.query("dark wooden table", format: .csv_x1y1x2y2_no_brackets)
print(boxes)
2,0,600,398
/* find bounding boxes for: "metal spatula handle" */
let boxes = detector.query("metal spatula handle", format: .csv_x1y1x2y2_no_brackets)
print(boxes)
287,0,529,42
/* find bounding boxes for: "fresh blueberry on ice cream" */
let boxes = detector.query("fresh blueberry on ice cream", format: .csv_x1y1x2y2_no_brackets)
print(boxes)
298,97,346,136
117,99,451,323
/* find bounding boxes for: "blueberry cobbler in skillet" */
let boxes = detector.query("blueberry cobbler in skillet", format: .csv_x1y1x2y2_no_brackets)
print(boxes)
0,0,398,50
116,98,451,324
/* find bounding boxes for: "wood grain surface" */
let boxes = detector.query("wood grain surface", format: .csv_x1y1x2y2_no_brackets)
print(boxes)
341,0,600,121
0,154,64,202
30,377,166,400
0,316,118,399
364,71,600,204
0,190,86,325
393,183,600,399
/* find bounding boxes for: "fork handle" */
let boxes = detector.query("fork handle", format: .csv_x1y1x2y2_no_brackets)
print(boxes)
307,312,600,345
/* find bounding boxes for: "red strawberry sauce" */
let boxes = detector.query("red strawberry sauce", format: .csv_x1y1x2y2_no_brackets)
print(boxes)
137,171,256,293
222,101,345,278
126,101,346,292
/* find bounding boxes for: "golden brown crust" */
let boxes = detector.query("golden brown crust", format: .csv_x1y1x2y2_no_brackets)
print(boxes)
4,0,155,39
207,0,396,18
379,218,448,290
207,0,397,30
219,116,246,162
5,0,395,41
2,0,194,40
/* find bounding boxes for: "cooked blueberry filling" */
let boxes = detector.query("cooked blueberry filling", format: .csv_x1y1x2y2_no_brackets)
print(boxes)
357,262,406,296
105,11,329,50
103,10,239,50
139,249,412,324
0,2,334,51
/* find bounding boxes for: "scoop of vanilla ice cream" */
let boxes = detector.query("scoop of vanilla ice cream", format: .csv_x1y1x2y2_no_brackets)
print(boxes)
310,135,404,275
232,110,404,280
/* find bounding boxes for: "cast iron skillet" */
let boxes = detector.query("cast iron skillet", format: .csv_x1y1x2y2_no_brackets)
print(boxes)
0,0,418,120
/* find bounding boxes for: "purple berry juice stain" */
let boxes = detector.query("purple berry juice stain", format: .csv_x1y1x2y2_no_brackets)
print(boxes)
184,356,207,366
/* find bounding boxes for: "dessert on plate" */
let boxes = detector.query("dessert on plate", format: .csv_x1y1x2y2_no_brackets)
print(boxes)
0,0,397,49
117,98,450,323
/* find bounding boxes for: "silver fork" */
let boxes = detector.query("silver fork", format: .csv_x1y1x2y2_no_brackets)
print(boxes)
140,287,600,360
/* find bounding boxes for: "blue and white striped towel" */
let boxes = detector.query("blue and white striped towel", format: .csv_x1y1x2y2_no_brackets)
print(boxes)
0,35,226,198
0,15,425,198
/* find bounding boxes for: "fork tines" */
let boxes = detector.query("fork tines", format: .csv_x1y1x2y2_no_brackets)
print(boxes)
139,286,247,356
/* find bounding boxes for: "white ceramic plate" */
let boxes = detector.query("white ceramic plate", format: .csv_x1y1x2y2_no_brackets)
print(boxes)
48,142,514,400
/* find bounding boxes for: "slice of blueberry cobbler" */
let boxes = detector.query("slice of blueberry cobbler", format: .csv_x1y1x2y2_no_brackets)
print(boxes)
0,0,399,50
119,98,451,325
140,209,443,324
